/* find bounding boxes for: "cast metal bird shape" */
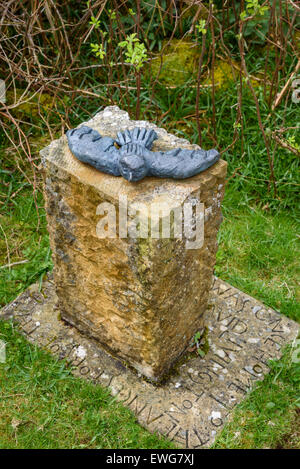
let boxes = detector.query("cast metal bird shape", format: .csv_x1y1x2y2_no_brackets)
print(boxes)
66,126,220,182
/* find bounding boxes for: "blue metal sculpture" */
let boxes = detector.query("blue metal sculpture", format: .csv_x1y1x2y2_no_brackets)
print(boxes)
66,126,220,182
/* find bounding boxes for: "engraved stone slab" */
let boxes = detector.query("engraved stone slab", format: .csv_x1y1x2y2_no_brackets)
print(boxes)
1,276,298,448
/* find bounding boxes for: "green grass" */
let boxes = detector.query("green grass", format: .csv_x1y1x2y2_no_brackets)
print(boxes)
216,187,300,322
0,321,174,449
0,148,50,308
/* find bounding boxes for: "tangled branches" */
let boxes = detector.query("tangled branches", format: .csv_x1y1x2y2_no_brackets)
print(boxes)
0,0,299,197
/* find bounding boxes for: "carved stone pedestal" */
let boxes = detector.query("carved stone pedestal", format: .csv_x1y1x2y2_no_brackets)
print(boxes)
41,106,227,381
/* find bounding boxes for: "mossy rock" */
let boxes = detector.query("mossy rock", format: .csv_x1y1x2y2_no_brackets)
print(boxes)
204,60,265,90
181,3,209,20
204,60,239,90
6,89,55,120
149,39,201,86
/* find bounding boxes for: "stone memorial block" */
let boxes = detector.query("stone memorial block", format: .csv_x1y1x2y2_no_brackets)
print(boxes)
40,106,227,381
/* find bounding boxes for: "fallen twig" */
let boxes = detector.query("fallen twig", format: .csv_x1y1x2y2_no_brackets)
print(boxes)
0,259,29,269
